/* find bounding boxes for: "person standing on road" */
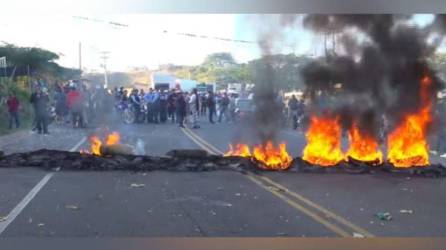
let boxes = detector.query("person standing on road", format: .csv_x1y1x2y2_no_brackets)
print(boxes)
218,92,229,123
30,87,50,134
66,86,85,128
159,90,168,123
6,92,20,129
152,89,160,123
167,89,177,123
288,95,299,130
228,94,236,123
54,86,67,125
200,94,207,116
129,89,141,123
207,91,216,124
175,91,187,128
189,88,200,129
144,89,154,123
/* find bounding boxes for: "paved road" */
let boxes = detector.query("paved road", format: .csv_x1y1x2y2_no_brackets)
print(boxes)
0,118,445,237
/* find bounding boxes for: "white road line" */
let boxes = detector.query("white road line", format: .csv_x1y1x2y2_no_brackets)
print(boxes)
0,136,86,235
0,172,53,234
69,136,87,152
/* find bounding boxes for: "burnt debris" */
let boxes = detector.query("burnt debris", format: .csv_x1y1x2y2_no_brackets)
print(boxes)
1,149,445,177
0,149,255,172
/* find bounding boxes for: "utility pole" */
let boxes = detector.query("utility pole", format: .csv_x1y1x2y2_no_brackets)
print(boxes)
79,42,82,71
100,51,110,89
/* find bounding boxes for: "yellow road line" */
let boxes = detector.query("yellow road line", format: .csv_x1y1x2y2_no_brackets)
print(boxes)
181,128,214,154
245,174,351,237
183,127,375,238
184,127,223,154
258,175,375,237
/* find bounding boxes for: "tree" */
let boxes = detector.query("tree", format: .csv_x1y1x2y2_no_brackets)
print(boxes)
248,54,311,91
0,45,81,81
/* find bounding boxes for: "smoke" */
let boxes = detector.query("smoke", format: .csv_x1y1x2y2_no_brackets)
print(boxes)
300,14,446,137
250,15,300,144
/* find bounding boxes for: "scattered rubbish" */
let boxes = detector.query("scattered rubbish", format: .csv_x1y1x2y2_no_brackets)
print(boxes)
210,210,217,216
38,223,45,227
130,183,145,188
0,216,7,222
375,212,392,221
276,232,288,236
217,187,224,191
401,188,409,191
147,209,152,213
430,150,438,155
369,221,374,224
28,218,33,224
65,205,80,210
235,193,241,196
441,153,446,158
353,232,365,238
399,209,413,214
212,201,233,207
268,186,285,192
360,208,364,212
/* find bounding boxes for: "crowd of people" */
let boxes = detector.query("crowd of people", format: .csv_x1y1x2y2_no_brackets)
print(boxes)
113,86,240,129
4,82,310,135
3,80,111,135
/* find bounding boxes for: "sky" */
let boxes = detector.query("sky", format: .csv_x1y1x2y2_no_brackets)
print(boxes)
0,14,331,72
0,14,439,72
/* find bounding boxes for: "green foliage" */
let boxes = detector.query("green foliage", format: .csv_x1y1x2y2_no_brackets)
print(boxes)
0,45,81,81
0,44,81,134
168,52,312,91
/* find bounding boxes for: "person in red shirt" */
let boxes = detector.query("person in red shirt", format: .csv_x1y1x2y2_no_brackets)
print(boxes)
6,93,20,129
66,86,84,128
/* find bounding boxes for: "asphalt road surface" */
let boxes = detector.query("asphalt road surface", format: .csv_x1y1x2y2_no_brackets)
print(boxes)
0,117,445,237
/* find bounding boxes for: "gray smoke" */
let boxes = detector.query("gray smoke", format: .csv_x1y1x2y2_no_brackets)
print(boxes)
251,33,283,143
300,14,446,138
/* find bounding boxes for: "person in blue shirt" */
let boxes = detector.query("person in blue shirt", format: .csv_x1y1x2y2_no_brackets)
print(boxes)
144,89,154,123
151,90,160,123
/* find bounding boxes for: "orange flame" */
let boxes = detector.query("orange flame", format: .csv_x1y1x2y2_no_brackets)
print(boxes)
346,123,383,164
302,115,344,166
81,132,121,156
387,76,432,167
252,141,292,170
224,143,251,157
90,136,102,155
106,132,120,145
224,142,292,170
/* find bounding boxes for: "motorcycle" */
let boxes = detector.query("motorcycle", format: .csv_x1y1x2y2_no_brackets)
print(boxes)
115,101,135,124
